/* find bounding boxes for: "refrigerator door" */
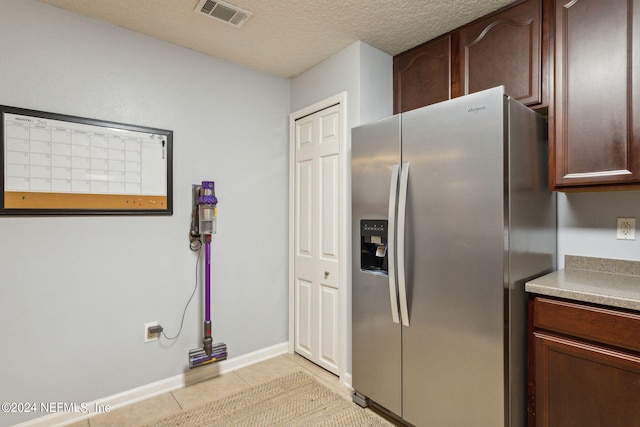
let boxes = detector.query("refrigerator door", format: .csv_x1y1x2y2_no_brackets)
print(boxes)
400,87,507,426
351,115,402,416
506,97,555,427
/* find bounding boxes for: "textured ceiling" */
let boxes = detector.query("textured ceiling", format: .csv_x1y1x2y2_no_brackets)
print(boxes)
38,0,515,79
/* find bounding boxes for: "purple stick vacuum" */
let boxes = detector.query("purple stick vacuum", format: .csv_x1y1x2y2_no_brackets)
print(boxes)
205,239,211,325
189,181,227,368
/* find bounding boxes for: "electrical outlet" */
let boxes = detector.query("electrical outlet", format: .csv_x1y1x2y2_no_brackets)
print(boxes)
144,321,160,342
616,217,636,240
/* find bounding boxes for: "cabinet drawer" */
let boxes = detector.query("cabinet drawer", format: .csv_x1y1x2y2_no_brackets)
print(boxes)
533,297,640,353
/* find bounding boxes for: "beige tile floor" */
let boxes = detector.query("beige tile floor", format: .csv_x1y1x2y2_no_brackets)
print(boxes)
66,353,388,427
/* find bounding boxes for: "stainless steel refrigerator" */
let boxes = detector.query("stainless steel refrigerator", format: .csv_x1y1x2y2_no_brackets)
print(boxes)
351,87,556,427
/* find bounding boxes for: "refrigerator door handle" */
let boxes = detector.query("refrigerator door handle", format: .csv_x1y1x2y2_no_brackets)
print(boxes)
397,162,410,327
387,163,401,324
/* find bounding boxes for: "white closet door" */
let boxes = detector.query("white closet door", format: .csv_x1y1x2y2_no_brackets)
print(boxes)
294,104,341,374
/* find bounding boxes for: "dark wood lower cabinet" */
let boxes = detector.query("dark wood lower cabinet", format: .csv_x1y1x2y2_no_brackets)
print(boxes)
529,296,640,427
533,332,640,427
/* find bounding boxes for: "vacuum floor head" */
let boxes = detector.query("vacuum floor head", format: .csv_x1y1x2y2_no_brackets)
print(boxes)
189,342,227,369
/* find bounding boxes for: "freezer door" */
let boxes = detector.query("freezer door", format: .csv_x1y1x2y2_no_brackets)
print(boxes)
400,87,507,426
351,115,402,416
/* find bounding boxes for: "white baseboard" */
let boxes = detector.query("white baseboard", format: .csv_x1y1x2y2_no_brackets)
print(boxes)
15,342,289,427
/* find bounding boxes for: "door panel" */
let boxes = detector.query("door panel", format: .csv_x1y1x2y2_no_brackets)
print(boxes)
319,285,339,370
320,155,339,263
295,279,313,358
320,110,340,148
296,160,313,256
400,88,506,426
297,119,313,149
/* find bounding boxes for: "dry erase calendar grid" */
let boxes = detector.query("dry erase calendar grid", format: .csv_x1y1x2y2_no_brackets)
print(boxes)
4,113,167,196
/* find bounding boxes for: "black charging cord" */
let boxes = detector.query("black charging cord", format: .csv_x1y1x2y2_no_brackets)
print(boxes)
161,240,201,340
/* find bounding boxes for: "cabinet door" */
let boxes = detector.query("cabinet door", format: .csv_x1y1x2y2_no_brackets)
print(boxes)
552,0,640,188
533,332,640,427
459,0,544,106
393,35,451,113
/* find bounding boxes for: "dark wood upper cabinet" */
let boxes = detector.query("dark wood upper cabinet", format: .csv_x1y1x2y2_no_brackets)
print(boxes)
551,0,640,189
393,0,640,192
458,0,544,106
393,0,549,114
393,35,451,114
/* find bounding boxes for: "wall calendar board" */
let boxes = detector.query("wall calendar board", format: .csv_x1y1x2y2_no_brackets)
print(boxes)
1,105,173,215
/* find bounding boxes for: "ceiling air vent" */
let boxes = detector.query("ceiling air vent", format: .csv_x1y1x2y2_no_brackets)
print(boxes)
195,0,252,28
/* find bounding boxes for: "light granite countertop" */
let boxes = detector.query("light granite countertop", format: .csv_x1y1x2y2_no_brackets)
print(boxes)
525,255,640,311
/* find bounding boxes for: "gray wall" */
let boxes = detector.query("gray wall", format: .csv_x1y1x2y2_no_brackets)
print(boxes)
558,191,640,268
0,1,289,425
290,40,392,128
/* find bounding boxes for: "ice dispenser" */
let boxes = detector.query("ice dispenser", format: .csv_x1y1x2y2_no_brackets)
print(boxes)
360,220,388,273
